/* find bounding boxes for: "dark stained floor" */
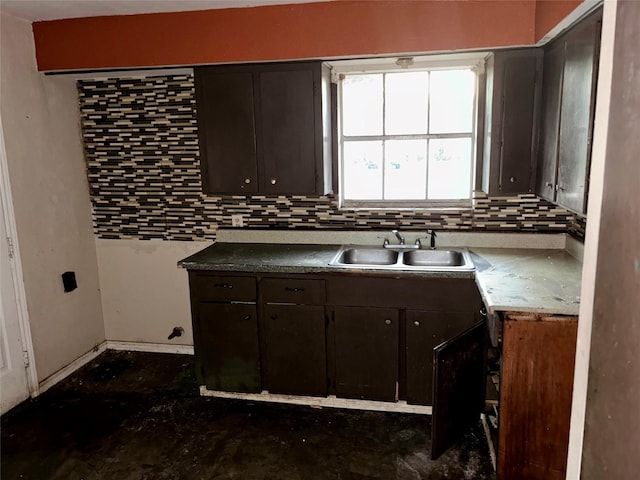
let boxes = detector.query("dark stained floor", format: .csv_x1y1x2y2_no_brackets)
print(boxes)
1,351,495,480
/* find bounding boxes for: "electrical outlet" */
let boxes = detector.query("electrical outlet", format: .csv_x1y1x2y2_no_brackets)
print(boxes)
231,214,244,227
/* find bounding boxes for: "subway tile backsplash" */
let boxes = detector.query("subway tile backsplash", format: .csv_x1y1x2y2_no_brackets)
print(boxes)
78,74,586,242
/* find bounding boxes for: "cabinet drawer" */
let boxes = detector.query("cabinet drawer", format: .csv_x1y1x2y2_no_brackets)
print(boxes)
190,274,256,302
261,278,325,304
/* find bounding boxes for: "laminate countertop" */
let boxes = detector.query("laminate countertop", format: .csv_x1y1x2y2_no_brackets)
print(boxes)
179,242,582,316
470,248,582,316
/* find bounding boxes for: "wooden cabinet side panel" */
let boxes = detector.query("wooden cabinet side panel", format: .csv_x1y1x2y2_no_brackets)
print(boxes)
194,69,258,194
498,316,578,480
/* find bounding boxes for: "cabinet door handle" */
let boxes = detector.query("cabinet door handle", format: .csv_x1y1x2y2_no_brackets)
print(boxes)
385,319,392,325
413,321,420,327
244,178,251,184
214,283,233,289
509,176,516,183
546,182,554,188
556,185,566,192
285,287,305,292
270,178,277,185
243,315,251,321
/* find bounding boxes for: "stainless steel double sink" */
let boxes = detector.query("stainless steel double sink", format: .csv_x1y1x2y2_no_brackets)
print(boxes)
329,246,475,271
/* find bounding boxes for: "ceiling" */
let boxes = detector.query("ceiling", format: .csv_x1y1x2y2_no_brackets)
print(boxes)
0,0,332,22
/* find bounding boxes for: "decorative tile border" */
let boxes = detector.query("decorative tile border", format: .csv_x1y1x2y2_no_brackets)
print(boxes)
78,74,585,241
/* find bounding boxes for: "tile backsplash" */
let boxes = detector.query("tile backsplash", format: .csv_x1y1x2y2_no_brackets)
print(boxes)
78,74,585,242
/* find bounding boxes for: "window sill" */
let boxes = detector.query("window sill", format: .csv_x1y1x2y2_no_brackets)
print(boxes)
339,200,473,212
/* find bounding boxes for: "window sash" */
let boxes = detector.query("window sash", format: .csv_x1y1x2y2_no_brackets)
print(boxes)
339,69,478,206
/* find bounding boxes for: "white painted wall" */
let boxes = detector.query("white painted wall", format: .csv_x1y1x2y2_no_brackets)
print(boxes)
0,12,105,381
96,239,207,345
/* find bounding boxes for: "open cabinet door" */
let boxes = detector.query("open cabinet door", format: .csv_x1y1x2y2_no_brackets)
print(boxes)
431,321,487,459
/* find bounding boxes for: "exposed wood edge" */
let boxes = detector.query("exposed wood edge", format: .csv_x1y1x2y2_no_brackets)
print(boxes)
37,342,108,395
200,387,433,415
106,341,194,355
481,413,497,471
503,312,579,322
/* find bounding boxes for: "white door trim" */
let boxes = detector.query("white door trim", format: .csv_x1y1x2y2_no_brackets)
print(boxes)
0,115,39,397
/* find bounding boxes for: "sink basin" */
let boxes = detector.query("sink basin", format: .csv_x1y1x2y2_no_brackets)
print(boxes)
402,249,466,267
329,246,474,271
337,248,399,265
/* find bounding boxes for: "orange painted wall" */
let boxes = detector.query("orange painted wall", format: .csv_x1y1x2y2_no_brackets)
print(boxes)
535,0,583,41
32,0,579,72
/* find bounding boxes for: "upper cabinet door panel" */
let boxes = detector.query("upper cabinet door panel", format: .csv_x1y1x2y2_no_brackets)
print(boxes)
556,15,600,213
482,49,541,195
194,69,258,194
499,52,540,194
258,68,317,194
536,42,564,201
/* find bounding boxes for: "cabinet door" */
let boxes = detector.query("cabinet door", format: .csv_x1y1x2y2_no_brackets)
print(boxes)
484,49,541,194
556,16,600,213
431,321,487,459
194,69,258,194
257,67,317,194
405,311,477,406
536,42,564,201
334,306,399,402
499,314,578,480
263,304,327,396
196,303,261,393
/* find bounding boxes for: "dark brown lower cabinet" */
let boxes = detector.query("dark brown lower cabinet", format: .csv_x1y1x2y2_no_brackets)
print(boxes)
334,306,399,402
197,303,261,393
263,304,327,396
405,310,479,405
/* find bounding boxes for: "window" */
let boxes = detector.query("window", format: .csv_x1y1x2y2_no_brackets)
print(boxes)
335,56,482,208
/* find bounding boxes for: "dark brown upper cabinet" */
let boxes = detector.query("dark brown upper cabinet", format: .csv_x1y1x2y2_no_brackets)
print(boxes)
482,48,543,195
194,61,333,195
536,10,602,214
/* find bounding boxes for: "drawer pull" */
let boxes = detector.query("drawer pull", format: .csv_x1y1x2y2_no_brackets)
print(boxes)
284,287,305,292
214,283,234,289
385,319,392,325
243,315,251,321
413,321,420,327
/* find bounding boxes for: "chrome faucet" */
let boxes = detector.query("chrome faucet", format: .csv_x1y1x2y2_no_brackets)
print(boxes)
391,229,405,245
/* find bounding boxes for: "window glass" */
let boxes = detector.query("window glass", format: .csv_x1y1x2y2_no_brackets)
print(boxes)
342,74,383,136
342,141,383,199
385,72,429,135
340,65,477,206
428,138,473,200
429,70,475,134
384,140,427,199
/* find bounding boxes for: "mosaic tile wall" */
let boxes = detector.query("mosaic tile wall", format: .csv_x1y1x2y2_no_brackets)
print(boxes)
78,74,585,241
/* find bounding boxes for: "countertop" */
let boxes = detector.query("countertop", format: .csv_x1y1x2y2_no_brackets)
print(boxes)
178,242,582,316
470,248,582,316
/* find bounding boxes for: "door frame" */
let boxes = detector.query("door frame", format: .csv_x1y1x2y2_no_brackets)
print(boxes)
0,115,39,397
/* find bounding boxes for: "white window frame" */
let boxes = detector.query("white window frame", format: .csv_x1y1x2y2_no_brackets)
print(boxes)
332,53,487,210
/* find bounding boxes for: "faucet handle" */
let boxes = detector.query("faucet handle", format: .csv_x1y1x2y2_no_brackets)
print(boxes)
428,229,437,249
